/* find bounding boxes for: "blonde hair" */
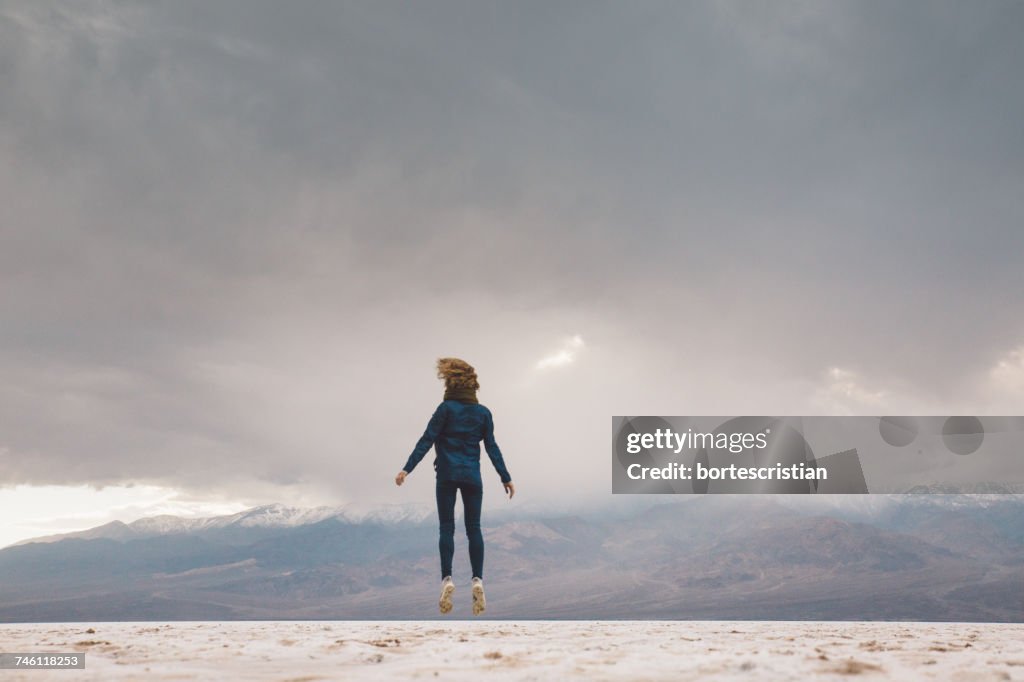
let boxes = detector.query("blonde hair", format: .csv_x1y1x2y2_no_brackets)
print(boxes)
436,357,480,391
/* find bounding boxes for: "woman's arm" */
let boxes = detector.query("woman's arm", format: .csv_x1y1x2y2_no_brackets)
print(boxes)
397,403,448,481
483,409,513,488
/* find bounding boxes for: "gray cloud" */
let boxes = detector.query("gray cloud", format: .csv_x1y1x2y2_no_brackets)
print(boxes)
1,1,1023,508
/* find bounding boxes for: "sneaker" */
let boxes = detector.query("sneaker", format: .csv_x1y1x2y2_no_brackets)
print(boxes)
471,577,486,616
438,576,455,614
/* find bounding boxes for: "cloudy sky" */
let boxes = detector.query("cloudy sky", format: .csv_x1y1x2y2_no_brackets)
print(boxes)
2,1,1023,546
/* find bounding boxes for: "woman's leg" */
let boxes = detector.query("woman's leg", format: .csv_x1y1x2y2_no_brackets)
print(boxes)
435,480,458,579
459,482,484,580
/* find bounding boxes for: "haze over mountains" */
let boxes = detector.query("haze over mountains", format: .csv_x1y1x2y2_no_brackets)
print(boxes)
0,496,1021,622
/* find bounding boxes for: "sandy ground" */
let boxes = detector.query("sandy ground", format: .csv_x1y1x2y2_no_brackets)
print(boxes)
0,620,1021,681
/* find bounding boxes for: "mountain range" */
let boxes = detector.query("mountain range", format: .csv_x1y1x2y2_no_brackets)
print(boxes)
0,495,1021,622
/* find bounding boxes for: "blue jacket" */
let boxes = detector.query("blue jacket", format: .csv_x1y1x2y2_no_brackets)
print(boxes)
403,400,512,486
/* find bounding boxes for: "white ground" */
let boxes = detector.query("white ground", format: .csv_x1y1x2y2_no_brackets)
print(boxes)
1,620,1022,681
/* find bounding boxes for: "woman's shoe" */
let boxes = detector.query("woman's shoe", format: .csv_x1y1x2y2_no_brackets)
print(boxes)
471,577,486,615
438,576,455,614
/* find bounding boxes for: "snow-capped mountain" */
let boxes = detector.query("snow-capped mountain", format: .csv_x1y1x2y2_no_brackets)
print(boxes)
10,502,435,547
12,490,1023,549
1,494,1021,622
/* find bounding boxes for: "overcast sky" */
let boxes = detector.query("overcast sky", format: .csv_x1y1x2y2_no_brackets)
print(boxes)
2,1,1023,546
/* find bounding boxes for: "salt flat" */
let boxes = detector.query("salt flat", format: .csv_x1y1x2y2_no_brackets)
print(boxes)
1,620,1021,681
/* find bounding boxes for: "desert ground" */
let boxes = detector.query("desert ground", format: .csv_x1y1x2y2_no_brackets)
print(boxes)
1,620,1021,681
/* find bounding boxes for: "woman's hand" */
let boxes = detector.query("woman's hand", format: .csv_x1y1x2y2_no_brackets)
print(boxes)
395,470,407,486
504,481,515,499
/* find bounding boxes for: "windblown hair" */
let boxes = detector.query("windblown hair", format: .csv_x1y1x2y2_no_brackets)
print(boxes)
436,357,480,391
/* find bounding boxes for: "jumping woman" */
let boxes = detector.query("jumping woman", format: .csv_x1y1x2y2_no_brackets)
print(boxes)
394,358,515,615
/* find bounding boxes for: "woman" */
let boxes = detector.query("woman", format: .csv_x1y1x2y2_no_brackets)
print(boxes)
395,357,515,615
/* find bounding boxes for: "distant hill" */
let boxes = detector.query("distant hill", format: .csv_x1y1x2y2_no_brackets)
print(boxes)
0,496,1021,622
7,502,435,547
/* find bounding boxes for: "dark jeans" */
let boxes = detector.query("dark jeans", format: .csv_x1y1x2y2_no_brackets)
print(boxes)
435,479,484,580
